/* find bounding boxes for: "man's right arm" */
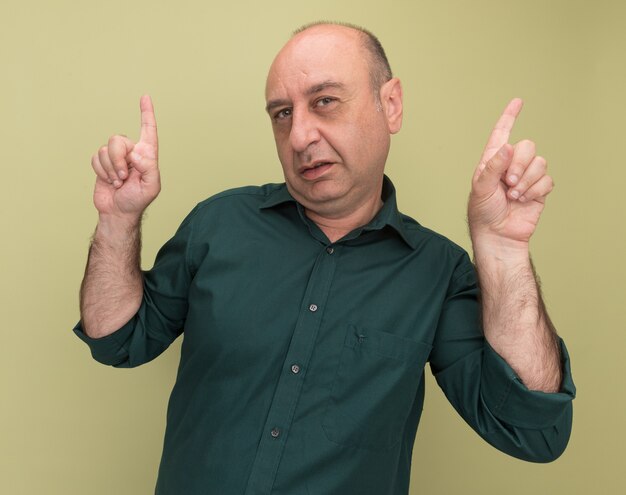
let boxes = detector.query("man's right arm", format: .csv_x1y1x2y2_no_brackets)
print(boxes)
80,216,143,338
79,95,161,339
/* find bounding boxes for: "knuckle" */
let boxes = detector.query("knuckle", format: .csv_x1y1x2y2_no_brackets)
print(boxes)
485,162,497,174
536,155,547,170
515,139,536,156
98,148,111,167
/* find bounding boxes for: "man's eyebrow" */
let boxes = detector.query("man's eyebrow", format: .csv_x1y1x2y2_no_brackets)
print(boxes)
265,81,346,114
265,98,290,114
306,80,346,95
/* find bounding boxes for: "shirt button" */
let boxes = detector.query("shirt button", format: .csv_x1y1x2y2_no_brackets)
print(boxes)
270,427,281,438
291,364,301,374
309,304,318,312
326,246,334,254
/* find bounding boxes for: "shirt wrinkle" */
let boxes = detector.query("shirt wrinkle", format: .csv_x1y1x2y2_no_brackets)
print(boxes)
73,175,575,494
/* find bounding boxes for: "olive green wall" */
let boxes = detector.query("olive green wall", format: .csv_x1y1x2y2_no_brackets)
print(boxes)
1,0,623,493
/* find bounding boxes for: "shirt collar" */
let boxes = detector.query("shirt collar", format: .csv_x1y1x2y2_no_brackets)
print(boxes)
259,175,417,250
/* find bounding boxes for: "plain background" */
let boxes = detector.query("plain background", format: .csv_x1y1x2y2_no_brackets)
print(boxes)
1,0,624,493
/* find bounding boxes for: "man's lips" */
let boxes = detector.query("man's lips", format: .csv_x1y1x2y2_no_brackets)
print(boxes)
299,161,335,180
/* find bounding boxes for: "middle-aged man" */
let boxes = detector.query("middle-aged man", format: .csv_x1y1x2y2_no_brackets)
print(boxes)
74,22,575,495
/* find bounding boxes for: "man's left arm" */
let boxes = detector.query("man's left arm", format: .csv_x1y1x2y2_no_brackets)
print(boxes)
468,98,563,393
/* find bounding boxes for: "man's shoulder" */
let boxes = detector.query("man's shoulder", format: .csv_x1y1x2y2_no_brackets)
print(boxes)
179,182,288,228
395,209,469,258
197,183,286,209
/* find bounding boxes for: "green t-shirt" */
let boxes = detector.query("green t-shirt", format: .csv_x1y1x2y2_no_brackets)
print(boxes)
74,176,575,495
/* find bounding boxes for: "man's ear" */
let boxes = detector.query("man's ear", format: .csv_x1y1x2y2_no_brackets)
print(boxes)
380,78,403,134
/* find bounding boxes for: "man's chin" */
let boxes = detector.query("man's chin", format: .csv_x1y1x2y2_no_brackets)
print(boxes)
289,178,344,201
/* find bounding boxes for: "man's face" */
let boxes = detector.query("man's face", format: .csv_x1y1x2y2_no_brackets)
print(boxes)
265,25,402,219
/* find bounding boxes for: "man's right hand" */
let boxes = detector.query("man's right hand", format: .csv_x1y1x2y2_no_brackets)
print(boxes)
81,95,158,337
91,95,160,220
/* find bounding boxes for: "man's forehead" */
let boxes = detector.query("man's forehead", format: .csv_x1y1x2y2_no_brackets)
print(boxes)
266,26,367,99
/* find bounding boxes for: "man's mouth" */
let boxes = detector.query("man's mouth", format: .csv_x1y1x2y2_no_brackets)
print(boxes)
300,161,334,180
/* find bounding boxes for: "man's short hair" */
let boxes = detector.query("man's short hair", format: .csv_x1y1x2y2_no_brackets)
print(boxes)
292,21,393,93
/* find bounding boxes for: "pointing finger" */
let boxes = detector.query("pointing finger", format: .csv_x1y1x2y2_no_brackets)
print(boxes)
139,94,158,147
480,98,523,165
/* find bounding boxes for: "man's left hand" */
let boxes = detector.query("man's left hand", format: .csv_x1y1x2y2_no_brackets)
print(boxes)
468,98,554,252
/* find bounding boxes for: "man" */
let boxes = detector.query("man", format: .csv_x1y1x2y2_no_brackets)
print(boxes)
75,22,575,495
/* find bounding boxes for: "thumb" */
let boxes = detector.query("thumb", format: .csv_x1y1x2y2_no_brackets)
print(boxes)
126,148,161,192
472,143,513,196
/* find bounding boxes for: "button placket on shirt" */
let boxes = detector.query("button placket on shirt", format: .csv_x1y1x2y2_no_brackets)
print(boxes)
243,244,338,495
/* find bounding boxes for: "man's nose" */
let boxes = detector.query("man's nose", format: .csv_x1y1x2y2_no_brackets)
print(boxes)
289,109,321,153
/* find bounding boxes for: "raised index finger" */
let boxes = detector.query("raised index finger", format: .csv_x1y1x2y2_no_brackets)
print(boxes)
139,94,158,146
480,98,523,164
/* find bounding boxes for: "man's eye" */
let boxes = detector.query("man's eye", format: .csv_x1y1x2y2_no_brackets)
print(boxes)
274,108,292,120
316,97,335,107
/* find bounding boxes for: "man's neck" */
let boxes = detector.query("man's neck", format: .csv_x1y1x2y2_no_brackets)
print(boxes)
305,197,384,243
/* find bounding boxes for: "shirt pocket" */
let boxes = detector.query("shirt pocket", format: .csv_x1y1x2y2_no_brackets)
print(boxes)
321,325,432,451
